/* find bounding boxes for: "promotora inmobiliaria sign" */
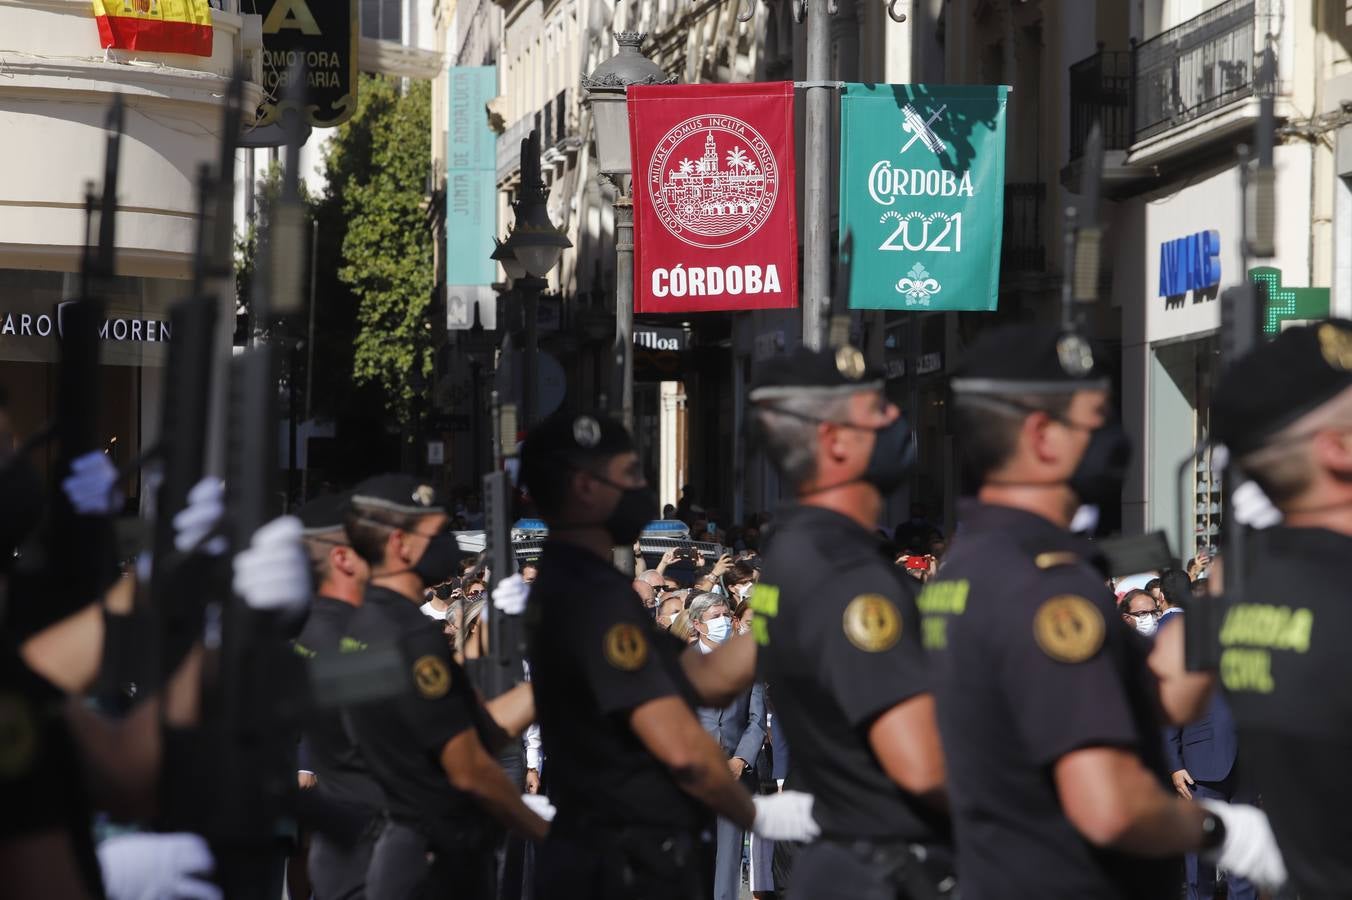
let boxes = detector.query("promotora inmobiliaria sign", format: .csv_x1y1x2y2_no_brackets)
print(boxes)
627,82,798,314
839,83,1008,312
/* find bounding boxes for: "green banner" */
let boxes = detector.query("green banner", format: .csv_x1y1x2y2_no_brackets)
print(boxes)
839,84,1008,312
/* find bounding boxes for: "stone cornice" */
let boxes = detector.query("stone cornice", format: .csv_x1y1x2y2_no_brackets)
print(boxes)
0,56,265,117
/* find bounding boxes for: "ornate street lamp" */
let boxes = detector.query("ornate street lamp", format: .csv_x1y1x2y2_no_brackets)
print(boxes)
582,32,675,436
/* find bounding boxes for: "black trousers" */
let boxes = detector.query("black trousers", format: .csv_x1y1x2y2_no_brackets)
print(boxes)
786,840,955,900
365,819,496,900
535,823,712,900
309,818,382,900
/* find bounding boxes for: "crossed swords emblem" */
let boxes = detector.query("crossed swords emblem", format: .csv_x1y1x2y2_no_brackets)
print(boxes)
901,103,948,156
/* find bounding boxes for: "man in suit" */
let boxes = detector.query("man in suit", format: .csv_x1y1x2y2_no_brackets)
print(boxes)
1160,569,1256,900
689,591,767,900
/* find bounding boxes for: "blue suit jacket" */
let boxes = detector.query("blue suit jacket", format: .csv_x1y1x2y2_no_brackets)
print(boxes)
1161,610,1239,782
698,677,767,768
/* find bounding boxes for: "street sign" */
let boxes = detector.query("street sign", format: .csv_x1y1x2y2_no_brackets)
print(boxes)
839,83,1009,312
253,0,359,128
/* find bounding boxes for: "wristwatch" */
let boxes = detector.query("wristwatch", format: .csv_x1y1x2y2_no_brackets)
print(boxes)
1200,810,1227,852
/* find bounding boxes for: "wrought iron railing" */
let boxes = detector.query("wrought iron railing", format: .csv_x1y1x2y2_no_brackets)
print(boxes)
1133,0,1255,142
1002,183,1045,274
1069,47,1133,159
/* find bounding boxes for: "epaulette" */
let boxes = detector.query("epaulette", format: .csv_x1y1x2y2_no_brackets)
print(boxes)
1034,551,1079,570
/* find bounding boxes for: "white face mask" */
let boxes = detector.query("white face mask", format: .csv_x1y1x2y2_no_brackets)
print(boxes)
1132,613,1158,638
704,615,731,644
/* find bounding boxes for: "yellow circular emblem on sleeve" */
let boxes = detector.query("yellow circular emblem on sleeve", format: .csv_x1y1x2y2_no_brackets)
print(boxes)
1033,595,1105,663
843,594,902,652
603,623,649,671
412,654,451,699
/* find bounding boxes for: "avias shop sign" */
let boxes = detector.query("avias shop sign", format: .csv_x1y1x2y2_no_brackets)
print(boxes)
0,303,171,343
628,82,799,314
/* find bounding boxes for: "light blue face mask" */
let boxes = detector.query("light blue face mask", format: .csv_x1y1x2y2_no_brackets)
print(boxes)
705,614,731,644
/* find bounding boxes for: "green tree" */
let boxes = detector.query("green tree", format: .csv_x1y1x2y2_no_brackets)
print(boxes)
335,74,436,424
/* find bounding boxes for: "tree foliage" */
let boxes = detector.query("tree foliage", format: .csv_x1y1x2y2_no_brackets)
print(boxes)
332,74,436,424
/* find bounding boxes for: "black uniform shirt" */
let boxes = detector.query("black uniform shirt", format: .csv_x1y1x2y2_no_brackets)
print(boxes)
750,505,943,843
922,501,1178,899
526,540,705,831
342,585,492,848
1219,525,1352,897
0,640,104,898
294,595,385,817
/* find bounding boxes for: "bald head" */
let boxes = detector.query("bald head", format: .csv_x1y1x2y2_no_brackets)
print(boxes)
638,569,665,589
632,578,657,608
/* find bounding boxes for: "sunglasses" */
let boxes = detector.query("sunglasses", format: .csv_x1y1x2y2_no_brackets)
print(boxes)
466,590,484,599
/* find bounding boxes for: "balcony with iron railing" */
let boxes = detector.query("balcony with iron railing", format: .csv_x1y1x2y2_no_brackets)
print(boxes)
1068,0,1258,164
1134,0,1255,143
1002,183,1046,276
496,89,577,185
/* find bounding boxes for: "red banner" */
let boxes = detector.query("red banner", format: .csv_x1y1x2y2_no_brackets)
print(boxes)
628,82,799,314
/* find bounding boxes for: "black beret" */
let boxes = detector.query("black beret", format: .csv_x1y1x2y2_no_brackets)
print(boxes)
296,491,352,534
519,410,634,489
350,474,445,515
748,344,882,401
1212,319,1352,455
950,325,1108,394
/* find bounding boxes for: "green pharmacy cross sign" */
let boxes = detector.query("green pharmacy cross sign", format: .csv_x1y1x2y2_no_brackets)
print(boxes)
1248,267,1330,335
839,83,1009,312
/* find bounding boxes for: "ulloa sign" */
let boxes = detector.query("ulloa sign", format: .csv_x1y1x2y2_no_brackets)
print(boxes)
1159,230,1221,297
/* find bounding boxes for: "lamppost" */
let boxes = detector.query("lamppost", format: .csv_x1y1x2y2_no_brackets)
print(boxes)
493,130,570,429
582,32,675,433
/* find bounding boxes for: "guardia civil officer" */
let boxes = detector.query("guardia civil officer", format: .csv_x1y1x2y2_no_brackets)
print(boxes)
518,411,818,900
739,345,953,899
1208,318,1352,897
339,475,548,900
291,492,387,900
922,324,1285,898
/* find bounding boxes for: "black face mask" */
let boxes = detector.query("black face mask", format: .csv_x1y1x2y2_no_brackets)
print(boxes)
412,529,462,589
1067,421,1133,506
602,483,658,547
862,415,917,496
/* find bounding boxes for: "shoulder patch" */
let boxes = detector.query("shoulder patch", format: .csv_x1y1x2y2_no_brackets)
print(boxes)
1034,551,1079,570
412,654,451,699
603,623,649,671
843,593,902,653
1033,595,1105,663
0,691,37,777
339,636,367,654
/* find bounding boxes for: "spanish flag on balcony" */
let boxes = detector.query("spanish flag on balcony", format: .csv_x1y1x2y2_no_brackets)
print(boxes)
92,0,213,57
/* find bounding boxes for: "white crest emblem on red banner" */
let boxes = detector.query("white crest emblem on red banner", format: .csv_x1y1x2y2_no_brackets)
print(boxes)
648,116,779,250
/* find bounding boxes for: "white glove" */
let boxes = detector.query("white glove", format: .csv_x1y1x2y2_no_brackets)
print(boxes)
173,478,228,556
232,515,310,613
63,450,122,515
493,573,530,616
98,832,221,900
1232,481,1281,529
1199,799,1288,892
751,790,820,842
521,792,556,822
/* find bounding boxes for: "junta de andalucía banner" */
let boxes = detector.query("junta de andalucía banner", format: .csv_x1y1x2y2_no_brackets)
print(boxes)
839,83,1008,312
628,81,798,314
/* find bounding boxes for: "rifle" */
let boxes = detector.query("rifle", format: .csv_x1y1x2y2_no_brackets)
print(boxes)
1184,43,1276,671
198,61,309,870
138,74,243,701
1062,124,1172,574
8,97,124,639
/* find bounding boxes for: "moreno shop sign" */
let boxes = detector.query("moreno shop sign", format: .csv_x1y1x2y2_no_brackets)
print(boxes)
1,303,171,343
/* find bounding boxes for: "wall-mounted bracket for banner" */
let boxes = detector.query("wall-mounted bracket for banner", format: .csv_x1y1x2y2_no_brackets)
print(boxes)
794,80,846,90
